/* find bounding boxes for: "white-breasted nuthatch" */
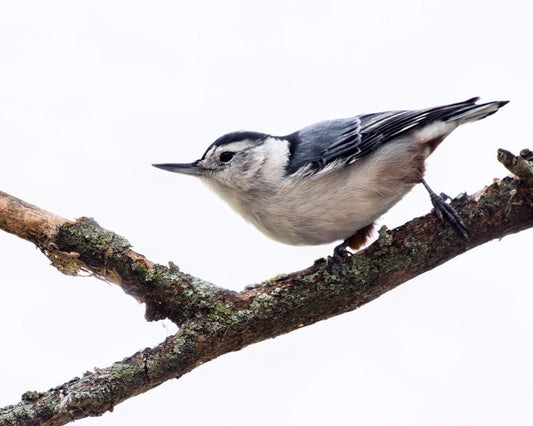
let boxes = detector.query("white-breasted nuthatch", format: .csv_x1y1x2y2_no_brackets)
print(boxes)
154,97,507,255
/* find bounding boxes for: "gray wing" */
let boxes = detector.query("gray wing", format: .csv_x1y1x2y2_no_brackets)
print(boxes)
285,98,480,174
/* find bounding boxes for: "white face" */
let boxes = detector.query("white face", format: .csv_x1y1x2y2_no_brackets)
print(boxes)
198,137,290,192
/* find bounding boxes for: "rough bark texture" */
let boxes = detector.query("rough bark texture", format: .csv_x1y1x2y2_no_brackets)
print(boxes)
0,149,532,425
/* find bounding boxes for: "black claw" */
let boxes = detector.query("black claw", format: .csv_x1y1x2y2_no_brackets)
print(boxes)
431,193,469,237
439,192,452,202
333,240,351,258
327,240,358,285
327,240,352,265
422,179,469,238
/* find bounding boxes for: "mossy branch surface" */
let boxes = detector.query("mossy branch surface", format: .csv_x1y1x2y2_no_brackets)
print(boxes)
0,148,532,425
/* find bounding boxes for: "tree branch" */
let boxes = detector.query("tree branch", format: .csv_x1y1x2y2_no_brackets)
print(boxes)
1,149,532,425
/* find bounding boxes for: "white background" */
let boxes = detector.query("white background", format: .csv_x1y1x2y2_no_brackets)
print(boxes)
1,1,532,425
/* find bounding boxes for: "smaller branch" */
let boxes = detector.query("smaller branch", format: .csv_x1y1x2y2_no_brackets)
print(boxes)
0,191,71,246
498,148,533,185
0,193,235,324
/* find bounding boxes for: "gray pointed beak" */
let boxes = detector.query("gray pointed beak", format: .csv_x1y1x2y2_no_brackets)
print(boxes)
152,161,204,177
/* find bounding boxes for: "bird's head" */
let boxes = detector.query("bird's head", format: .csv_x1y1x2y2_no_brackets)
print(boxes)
153,131,290,192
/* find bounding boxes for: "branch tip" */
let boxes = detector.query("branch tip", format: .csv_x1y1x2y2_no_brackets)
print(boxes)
497,147,533,185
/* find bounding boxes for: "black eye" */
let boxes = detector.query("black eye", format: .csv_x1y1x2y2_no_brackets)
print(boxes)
219,151,235,163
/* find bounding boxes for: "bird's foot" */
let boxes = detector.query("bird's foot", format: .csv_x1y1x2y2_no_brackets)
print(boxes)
329,223,375,262
421,179,468,238
326,240,353,267
333,239,352,259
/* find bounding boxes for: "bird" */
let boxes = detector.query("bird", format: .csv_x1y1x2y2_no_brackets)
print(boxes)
153,97,508,256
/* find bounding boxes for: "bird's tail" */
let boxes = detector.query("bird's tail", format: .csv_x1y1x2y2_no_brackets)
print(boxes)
440,97,509,125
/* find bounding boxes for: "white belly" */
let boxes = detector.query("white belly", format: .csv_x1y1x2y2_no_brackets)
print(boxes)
231,154,418,245
254,173,414,245
205,139,430,246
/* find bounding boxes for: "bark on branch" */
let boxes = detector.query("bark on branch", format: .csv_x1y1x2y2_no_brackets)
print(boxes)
0,148,532,425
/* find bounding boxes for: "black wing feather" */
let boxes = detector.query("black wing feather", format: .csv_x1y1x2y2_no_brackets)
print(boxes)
285,98,480,174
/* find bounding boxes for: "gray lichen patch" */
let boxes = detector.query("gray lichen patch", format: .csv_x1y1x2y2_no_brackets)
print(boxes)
58,217,130,256
377,225,393,247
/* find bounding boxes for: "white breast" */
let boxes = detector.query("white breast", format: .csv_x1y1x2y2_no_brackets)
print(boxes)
233,141,422,245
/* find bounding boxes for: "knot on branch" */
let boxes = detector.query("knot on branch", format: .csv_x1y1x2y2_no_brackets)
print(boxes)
497,148,533,185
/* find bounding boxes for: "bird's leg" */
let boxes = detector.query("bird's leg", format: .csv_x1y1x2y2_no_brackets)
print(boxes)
421,179,468,238
332,223,375,258
327,224,375,285
333,239,351,258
